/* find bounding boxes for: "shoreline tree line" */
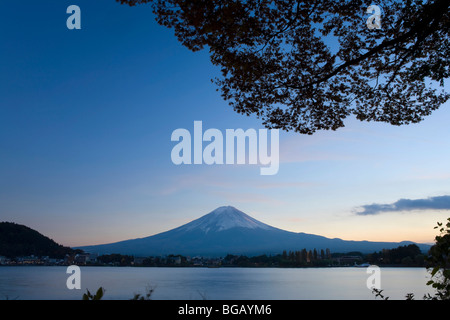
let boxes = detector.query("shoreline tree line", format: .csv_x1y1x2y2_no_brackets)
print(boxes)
84,243,425,268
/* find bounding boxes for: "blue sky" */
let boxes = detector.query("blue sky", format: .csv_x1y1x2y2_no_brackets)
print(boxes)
1,0,449,247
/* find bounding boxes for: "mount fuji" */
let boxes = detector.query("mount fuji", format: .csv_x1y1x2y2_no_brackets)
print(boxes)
77,206,430,257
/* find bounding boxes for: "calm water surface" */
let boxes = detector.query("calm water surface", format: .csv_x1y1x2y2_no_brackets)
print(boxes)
0,266,433,300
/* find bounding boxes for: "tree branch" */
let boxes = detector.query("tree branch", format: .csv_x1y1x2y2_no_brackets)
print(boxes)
287,0,449,90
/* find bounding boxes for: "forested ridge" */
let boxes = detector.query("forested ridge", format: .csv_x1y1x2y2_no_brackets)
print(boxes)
0,222,75,259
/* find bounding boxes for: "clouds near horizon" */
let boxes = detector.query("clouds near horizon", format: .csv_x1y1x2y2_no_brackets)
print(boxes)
355,195,450,216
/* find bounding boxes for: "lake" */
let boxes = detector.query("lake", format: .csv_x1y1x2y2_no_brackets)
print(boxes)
0,266,434,300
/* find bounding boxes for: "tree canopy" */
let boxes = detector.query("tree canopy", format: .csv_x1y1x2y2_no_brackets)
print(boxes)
426,218,450,300
118,0,449,134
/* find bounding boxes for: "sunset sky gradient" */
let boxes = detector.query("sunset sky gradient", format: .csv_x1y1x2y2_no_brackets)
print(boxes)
1,0,449,247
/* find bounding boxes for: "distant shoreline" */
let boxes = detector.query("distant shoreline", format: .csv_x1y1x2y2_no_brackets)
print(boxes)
0,264,428,269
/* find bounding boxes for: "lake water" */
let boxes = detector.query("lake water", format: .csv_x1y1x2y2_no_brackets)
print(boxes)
0,266,434,300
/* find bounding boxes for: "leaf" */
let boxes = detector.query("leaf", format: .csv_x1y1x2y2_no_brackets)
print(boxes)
443,269,450,278
431,266,440,277
95,287,104,300
82,290,91,300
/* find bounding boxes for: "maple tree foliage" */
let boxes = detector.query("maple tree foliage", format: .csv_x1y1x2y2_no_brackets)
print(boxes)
118,0,449,134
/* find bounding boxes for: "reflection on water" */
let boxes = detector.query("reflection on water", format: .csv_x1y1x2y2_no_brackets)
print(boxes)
0,266,433,300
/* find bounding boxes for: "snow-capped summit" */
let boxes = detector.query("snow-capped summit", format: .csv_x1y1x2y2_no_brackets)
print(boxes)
178,206,275,233
77,206,430,257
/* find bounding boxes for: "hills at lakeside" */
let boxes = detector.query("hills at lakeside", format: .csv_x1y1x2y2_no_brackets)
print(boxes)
77,206,431,257
0,222,76,259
